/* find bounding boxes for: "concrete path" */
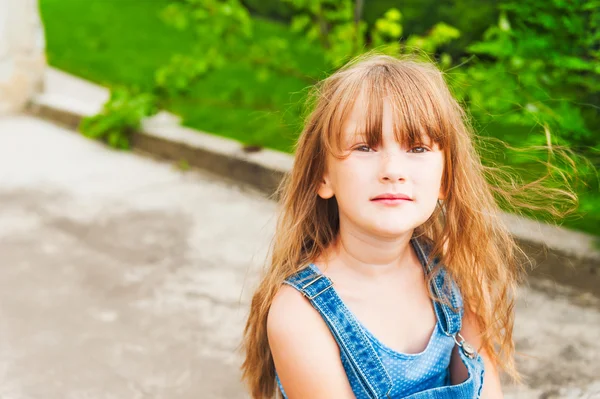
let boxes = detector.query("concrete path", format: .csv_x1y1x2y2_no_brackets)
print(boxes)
0,114,598,398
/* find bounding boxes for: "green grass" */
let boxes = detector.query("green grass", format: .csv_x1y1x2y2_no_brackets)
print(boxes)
40,0,599,237
41,0,325,153
41,0,194,89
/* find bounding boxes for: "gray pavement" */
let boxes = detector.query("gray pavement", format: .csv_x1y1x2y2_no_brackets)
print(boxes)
0,114,598,398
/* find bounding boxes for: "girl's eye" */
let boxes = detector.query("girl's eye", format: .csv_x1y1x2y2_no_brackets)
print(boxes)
354,145,374,152
409,146,430,153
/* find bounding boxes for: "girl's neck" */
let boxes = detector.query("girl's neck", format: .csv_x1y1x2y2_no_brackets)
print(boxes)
319,227,416,279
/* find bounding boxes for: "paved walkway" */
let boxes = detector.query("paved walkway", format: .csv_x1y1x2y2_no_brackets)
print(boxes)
0,114,598,398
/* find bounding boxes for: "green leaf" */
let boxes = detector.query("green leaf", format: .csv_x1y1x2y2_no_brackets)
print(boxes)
499,12,511,32
291,14,311,33
384,8,402,22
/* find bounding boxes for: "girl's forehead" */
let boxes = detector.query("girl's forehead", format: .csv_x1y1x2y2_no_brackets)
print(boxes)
340,96,430,142
340,92,383,136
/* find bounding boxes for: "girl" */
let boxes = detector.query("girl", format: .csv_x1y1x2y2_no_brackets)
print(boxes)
241,53,571,398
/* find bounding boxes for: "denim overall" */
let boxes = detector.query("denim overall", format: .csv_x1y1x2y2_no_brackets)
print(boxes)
275,236,485,398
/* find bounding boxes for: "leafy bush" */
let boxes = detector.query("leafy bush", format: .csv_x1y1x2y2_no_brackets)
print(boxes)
458,0,599,151
80,89,157,150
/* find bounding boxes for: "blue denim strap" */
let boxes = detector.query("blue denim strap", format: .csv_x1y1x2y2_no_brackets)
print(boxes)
410,237,463,336
284,265,393,399
411,237,487,398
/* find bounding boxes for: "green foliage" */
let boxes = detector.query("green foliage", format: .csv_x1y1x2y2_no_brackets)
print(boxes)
445,0,600,234
285,0,461,68
79,89,157,150
458,0,600,150
160,0,312,95
371,8,403,51
176,158,191,171
162,0,253,37
405,23,460,55
157,0,250,97
42,0,600,234
285,0,363,67
247,0,498,57
241,0,294,20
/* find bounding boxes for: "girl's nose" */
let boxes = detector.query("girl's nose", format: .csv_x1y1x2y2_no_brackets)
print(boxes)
379,152,407,182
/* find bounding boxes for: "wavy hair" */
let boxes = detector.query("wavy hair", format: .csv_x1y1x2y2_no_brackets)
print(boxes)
241,52,578,398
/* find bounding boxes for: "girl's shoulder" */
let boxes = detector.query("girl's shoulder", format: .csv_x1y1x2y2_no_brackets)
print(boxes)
267,262,337,349
267,284,356,397
268,284,319,335
267,264,334,346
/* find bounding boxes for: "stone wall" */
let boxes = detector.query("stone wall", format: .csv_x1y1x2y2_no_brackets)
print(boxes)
0,0,45,115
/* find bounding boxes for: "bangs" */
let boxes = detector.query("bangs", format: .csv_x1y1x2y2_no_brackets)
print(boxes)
321,62,453,156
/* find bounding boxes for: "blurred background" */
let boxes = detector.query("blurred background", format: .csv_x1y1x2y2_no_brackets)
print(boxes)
0,0,598,398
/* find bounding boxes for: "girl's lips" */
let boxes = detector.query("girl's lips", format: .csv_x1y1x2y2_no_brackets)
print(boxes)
371,193,412,200
371,198,412,205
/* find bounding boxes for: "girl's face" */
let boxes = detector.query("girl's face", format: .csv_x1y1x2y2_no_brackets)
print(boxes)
318,97,445,238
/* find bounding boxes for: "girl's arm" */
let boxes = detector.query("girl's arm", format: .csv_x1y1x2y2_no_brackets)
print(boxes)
450,307,504,399
267,285,356,399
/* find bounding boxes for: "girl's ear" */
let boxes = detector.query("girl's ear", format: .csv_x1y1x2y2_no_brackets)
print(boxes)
317,174,335,199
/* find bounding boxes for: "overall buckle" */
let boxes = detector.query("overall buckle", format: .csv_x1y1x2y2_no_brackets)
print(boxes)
300,275,333,300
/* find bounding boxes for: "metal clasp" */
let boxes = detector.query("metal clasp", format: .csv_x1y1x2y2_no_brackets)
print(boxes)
300,275,333,300
453,332,477,359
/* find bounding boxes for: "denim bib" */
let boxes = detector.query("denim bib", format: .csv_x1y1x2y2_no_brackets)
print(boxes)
275,236,485,398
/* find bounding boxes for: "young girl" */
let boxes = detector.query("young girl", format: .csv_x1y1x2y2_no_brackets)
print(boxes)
241,53,553,398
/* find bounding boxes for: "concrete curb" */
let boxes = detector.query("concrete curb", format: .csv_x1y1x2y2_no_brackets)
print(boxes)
27,67,600,296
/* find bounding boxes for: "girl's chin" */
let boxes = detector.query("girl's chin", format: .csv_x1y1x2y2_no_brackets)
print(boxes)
366,224,417,238
340,214,425,237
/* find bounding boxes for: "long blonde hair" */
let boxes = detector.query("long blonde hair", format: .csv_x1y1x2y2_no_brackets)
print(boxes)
241,52,578,398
